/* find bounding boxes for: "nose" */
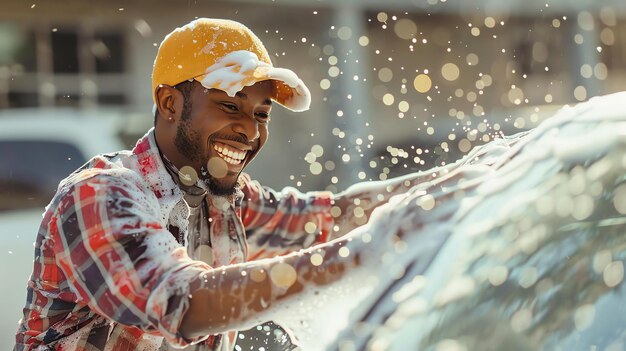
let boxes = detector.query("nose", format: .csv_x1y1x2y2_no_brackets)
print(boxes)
233,114,260,142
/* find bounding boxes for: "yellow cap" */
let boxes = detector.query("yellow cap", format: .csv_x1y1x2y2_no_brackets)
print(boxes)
152,18,311,112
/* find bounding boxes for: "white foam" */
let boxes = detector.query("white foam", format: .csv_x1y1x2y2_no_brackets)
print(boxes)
198,50,311,111
268,92,626,350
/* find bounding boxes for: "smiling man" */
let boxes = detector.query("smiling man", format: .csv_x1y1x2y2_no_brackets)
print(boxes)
156,80,273,197
14,18,423,351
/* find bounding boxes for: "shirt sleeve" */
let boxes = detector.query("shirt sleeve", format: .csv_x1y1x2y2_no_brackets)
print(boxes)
48,169,209,347
238,173,334,259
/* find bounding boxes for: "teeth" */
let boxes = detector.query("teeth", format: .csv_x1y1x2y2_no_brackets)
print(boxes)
224,156,241,165
213,143,247,164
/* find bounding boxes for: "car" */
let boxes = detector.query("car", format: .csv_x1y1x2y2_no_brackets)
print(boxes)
258,92,626,351
0,109,125,350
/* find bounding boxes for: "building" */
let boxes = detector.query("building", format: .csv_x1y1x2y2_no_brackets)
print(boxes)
1,0,625,191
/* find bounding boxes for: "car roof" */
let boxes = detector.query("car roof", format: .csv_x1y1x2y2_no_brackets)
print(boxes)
0,108,127,157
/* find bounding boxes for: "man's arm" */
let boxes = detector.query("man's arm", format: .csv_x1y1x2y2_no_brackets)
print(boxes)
50,171,212,347
180,231,360,337
331,171,429,236
239,173,334,259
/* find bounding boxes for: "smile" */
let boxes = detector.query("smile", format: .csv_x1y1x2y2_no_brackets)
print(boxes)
213,142,248,165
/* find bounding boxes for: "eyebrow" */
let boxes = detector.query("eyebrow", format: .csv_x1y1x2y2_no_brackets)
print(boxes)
236,91,273,106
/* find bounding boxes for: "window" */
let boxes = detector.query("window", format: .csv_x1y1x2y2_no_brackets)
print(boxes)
601,21,626,71
52,29,80,73
94,32,125,73
0,140,86,211
0,23,128,109
510,18,565,77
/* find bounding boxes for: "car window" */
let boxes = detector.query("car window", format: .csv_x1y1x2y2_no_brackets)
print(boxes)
0,140,86,211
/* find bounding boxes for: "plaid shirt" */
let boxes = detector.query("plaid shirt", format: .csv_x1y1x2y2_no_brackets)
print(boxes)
15,129,333,350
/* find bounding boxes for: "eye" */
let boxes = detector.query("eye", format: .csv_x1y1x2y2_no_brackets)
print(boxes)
221,102,239,112
255,112,271,123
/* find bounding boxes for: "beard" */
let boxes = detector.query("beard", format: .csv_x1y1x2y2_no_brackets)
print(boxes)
174,108,240,197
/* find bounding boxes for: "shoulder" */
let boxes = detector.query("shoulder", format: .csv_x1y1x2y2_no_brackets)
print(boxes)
53,153,157,209
61,152,142,189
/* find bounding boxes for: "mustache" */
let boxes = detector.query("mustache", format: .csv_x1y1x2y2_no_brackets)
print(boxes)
210,133,250,146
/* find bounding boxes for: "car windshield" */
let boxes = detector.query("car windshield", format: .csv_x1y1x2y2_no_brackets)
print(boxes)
0,140,86,211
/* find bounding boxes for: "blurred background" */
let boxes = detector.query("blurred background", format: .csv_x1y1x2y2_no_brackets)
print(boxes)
1,0,625,191
1,0,625,349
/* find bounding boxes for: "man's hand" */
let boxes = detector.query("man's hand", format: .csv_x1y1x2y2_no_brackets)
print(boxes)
331,172,427,237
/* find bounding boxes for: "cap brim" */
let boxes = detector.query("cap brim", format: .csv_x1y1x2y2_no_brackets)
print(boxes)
196,65,311,112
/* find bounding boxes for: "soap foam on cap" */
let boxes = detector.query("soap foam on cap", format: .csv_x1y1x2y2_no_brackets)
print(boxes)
197,50,310,111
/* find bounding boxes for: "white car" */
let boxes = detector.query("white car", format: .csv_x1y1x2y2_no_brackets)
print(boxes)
0,109,124,350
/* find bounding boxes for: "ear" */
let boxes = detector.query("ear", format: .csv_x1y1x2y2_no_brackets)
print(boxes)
155,84,183,123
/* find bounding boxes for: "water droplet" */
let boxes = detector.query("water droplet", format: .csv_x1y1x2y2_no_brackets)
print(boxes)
574,85,587,101
466,53,479,66
603,261,624,287
458,139,472,153
519,267,538,288
270,263,297,289
324,160,335,171
382,93,395,106
574,33,584,44
572,195,594,220
508,86,525,105
394,18,417,40
577,11,595,31
320,79,331,90
488,266,508,286
304,152,317,164
304,222,318,234
574,304,596,331
377,67,393,82
328,66,340,77
310,144,324,157
310,253,323,266
614,185,626,214
441,63,460,81
413,74,432,93
250,268,267,282
594,63,608,80
337,26,352,40
207,157,228,178
593,250,612,274
398,101,410,113
179,165,198,186
600,28,615,45
510,308,532,332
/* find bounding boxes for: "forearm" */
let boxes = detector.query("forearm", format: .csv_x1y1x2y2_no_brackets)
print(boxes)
180,235,359,337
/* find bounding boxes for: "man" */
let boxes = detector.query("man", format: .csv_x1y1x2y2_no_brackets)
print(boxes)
15,18,420,350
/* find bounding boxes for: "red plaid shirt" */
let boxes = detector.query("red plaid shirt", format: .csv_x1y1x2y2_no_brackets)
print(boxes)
15,129,333,350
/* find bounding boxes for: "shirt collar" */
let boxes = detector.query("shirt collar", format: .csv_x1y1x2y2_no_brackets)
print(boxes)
131,128,183,205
